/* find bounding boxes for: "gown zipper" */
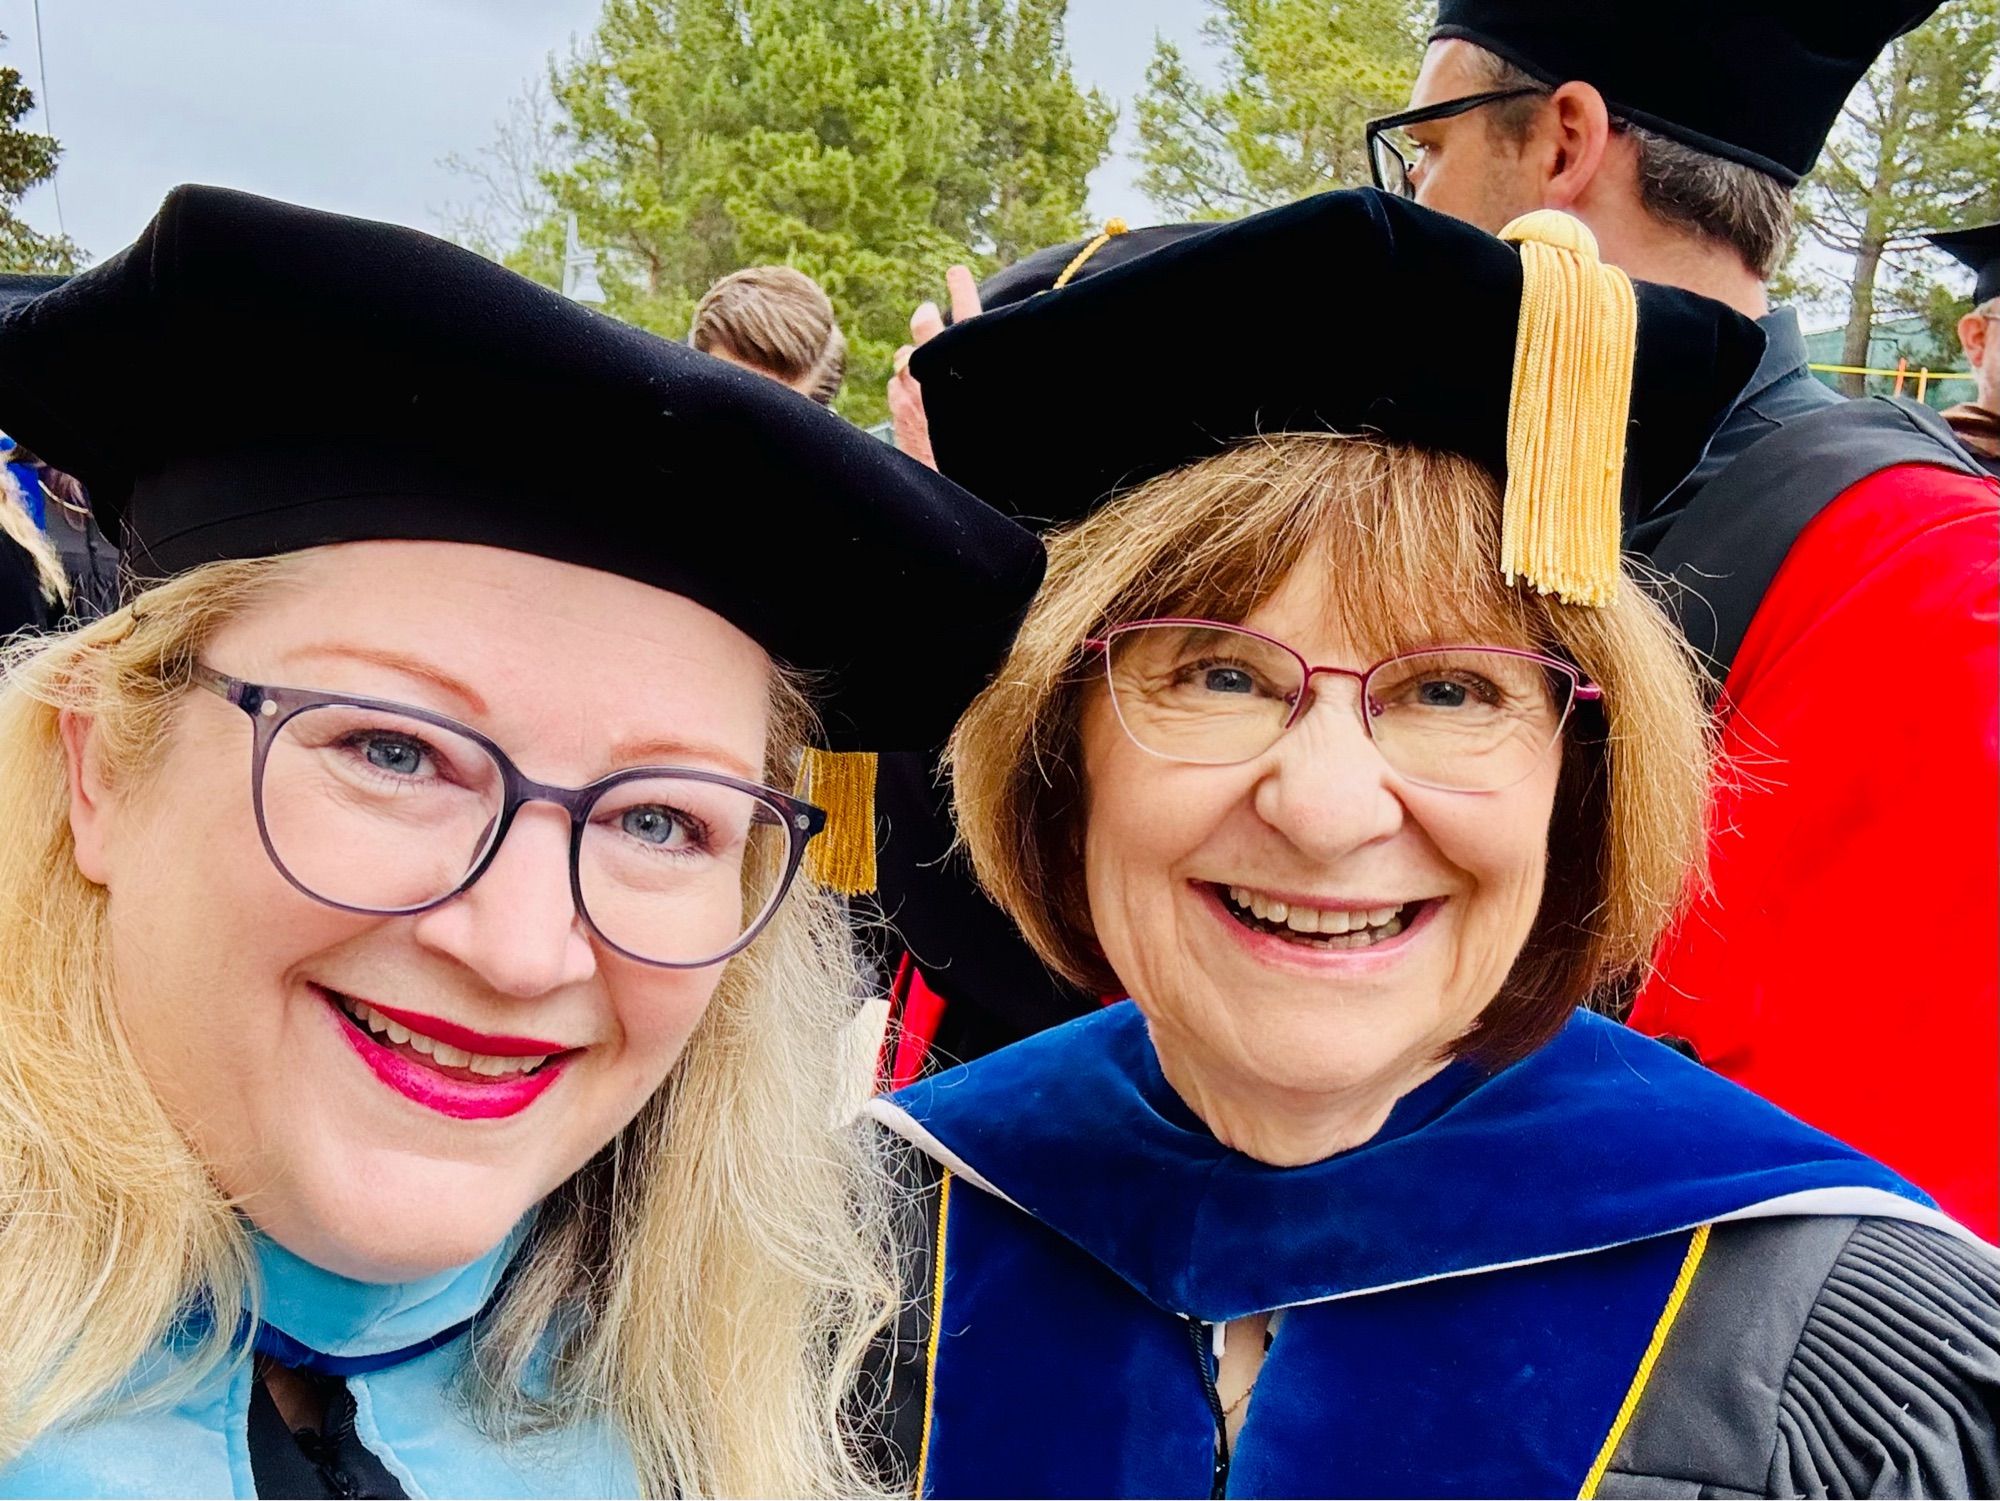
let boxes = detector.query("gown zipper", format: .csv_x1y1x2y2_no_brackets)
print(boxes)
1186,1318,1231,1498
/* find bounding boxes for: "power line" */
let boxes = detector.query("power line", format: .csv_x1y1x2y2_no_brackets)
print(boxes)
30,0,67,240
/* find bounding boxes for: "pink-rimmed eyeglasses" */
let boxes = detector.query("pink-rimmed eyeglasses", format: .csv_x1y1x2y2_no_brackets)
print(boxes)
1083,618,1602,793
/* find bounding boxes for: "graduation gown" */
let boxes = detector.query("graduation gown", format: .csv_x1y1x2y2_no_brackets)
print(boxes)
1620,309,2000,1238
870,1002,1999,1499
1622,320,2000,1237
0,1226,638,1498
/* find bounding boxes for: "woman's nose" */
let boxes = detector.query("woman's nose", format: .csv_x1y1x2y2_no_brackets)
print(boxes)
1251,690,1407,855
408,802,599,998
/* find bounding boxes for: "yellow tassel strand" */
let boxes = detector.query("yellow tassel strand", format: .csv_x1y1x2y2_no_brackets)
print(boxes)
796,747,878,896
1053,217,1130,290
1496,210,1638,608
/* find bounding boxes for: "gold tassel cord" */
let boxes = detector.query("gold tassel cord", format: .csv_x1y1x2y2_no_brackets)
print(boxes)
1053,218,1130,290
1496,210,1637,608
796,747,878,896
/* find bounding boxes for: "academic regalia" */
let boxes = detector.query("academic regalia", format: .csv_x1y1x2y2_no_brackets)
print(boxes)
1928,222,2000,476
0,1228,643,1499
872,1005,2000,1499
1431,0,2000,1244
0,186,1044,1495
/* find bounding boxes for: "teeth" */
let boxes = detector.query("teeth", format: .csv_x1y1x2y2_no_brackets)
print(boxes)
335,996,554,1078
1221,887,1414,944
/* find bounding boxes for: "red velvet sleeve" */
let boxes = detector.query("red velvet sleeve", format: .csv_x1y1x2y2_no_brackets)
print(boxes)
1630,464,2000,1240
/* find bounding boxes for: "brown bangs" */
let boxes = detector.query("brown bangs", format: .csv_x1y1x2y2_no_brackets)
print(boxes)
1078,435,1555,662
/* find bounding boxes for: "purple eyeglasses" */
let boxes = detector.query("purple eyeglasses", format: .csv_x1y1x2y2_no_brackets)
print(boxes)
192,663,825,968
1083,618,1602,792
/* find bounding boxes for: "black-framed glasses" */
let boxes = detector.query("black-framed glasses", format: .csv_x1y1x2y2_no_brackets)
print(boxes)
192,663,826,969
1364,87,1547,199
1084,619,1600,793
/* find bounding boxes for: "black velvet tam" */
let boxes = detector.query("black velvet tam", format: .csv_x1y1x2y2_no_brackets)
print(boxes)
1929,222,2000,309
0,186,1043,751
976,224,1211,313
912,189,1765,534
1431,0,1940,185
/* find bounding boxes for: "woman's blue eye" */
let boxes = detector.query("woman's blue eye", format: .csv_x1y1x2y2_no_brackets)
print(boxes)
621,806,687,847
361,736,428,776
1202,666,1257,695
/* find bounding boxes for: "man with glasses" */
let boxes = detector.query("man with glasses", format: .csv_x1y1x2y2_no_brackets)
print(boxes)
1931,223,2000,478
1367,1,2000,1238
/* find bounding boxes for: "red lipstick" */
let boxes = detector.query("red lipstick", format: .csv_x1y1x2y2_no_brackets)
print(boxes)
318,990,570,1121
355,1000,567,1058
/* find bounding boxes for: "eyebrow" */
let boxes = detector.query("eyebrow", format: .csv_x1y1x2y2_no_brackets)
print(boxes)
279,643,765,784
280,643,490,718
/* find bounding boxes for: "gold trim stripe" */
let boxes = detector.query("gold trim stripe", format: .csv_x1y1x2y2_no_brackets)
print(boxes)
914,1170,953,1498
1577,1224,1712,1498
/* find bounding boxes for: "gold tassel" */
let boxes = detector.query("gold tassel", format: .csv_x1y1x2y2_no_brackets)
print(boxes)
1053,217,1130,290
796,747,878,896
1495,210,1637,608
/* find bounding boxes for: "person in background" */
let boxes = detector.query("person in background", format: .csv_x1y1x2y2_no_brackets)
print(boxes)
0,454,67,637
687,265,847,407
1931,222,2000,477
1373,0,2000,1237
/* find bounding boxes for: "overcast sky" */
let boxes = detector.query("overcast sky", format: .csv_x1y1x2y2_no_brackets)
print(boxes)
0,0,1217,263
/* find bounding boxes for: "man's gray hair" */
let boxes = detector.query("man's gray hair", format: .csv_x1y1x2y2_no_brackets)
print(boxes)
1471,49,1795,281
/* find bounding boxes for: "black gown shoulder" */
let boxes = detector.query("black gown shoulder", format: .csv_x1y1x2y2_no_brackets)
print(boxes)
1602,1215,2000,1499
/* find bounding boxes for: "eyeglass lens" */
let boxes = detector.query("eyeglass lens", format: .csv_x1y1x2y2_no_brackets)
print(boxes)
1102,623,1574,792
256,702,794,965
1369,132,1412,197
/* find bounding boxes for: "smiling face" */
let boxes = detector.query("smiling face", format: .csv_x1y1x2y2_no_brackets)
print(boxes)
1078,559,1562,1162
65,541,776,1282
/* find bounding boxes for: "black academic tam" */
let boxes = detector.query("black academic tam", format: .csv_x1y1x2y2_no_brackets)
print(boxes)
1432,0,1942,185
0,185,1044,753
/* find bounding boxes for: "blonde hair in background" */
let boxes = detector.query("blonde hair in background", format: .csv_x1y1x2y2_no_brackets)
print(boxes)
949,434,1715,1063
0,554,901,1497
689,267,848,407
0,466,69,609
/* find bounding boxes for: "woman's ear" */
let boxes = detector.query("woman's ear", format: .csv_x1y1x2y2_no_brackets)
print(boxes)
59,708,115,885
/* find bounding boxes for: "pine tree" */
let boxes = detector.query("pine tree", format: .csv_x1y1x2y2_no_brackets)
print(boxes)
1135,0,1428,220
1788,0,2000,394
0,31,80,273
532,0,1110,422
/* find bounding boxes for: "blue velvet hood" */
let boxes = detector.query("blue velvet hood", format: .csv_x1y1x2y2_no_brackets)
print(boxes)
872,1002,1971,1321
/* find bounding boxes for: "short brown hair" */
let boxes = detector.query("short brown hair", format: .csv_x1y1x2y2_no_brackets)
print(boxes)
1472,48,1795,280
689,266,847,406
948,435,1714,1065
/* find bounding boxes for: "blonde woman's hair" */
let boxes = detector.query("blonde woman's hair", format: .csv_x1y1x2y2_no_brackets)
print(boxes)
950,434,1714,1064
689,267,848,407
0,467,69,610
0,554,901,1496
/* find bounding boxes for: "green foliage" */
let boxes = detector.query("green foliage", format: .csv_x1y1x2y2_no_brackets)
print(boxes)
1789,0,2000,392
0,32,79,273
1135,0,1428,219
533,0,1111,423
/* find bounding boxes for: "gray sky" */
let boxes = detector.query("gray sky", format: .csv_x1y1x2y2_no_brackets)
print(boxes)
1,0,1216,263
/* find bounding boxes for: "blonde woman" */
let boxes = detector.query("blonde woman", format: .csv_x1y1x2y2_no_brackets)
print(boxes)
0,186,1040,1497
873,192,2000,1497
